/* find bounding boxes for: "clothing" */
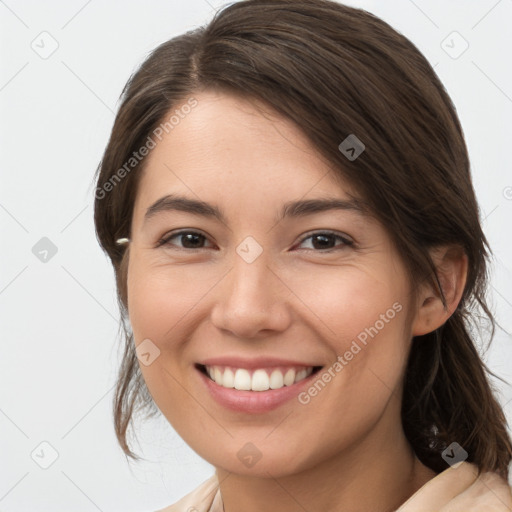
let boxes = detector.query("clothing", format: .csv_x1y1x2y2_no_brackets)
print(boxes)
157,461,512,512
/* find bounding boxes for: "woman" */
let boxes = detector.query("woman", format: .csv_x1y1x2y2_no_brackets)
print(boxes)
93,0,512,510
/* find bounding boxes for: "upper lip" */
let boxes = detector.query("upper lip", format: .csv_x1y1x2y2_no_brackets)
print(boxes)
198,356,323,369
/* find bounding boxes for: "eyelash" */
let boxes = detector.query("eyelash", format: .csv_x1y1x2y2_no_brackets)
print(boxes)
156,229,355,252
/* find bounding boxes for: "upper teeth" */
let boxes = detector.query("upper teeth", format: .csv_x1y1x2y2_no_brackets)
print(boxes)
205,366,314,391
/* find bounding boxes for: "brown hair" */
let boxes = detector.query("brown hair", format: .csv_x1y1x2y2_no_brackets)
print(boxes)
93,0,512,478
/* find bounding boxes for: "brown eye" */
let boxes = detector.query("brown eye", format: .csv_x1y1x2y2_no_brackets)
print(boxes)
296,231,353,251
158,230,214,249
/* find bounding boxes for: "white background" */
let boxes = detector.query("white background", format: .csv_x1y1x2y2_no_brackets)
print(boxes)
1,0,511,511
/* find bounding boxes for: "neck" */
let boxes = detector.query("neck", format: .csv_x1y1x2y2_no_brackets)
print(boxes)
216,411,437,512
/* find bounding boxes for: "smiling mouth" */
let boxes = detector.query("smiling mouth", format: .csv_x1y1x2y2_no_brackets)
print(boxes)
196,364,322,392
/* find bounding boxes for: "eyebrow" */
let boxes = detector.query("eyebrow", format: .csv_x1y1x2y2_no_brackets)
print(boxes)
144,194,228,224
143,193,369,225
279,197,369,221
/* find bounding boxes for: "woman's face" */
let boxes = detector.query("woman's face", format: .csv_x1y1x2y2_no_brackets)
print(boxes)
127,90,419,477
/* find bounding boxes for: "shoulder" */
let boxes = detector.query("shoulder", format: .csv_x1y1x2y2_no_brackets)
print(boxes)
446,467,512,511
397,462,512,511
155,473,220,512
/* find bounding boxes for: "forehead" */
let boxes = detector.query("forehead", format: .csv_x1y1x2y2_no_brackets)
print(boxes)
134,90,359,213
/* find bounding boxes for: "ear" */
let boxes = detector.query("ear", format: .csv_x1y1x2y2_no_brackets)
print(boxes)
411,245,468,337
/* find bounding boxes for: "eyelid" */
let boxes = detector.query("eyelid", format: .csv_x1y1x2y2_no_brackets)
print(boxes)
293,230,354,250
156,229,216,249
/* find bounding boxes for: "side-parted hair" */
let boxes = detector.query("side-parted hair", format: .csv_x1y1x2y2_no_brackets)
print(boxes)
93,0,512,478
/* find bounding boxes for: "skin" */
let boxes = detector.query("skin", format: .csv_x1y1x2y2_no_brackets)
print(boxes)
126,90,468,512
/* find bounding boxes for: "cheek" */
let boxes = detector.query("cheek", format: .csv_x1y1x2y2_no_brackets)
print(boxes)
126,258,218,342
283,264,406,346
288,266,411,401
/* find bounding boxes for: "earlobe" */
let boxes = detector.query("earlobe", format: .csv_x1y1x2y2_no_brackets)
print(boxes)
411,245,468,337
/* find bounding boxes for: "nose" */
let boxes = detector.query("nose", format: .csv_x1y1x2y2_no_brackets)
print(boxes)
210,254,293,339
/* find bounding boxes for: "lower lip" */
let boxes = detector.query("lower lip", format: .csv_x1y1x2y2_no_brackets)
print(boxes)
197,367,319,414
